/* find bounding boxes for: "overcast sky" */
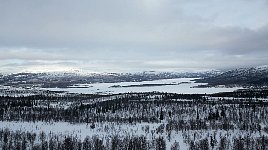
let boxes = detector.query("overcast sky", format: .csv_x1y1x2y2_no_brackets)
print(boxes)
1,0,268,73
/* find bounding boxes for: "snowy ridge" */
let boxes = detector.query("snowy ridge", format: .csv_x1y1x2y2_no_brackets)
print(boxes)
196,65,268,87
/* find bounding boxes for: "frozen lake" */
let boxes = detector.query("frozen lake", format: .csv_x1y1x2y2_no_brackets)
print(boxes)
43,78,243,94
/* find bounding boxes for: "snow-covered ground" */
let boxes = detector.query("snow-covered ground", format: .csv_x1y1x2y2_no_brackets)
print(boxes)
0,78,243,97
1,121,267,149
42,78,243,94
0,121,186,149
0,121,160,140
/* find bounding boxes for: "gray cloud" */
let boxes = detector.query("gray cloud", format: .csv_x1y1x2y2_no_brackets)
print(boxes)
0,0,268,72
220,25,268,54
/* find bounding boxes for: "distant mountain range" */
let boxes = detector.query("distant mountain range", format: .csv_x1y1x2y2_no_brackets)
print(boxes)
1,65,268,88
0,71,219,88
195,65,268,87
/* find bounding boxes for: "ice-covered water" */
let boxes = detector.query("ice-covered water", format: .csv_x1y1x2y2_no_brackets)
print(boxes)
42,78,243,94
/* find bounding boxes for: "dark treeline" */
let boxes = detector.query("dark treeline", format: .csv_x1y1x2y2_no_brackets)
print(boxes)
0,92,267,129
210,89,268,98
0,92,204,123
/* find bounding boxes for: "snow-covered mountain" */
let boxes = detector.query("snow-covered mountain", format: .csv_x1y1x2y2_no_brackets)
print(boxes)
0,70,222,88
196,65,268,87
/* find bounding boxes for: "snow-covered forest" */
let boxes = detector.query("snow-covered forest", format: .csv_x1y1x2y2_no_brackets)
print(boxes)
1,89,268,149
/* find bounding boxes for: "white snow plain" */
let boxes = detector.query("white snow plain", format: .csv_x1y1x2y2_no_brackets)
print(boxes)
42,78,243,95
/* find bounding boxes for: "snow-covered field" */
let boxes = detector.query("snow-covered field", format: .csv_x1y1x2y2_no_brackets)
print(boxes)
43,78,242,94
1,120,267,149
0,121,187,149
0,121,159,140
0,78,243,97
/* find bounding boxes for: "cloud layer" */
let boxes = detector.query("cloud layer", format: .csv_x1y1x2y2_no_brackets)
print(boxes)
0,0,268,72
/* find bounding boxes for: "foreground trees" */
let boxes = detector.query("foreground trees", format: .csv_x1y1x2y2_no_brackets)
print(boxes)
0,90,268,149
